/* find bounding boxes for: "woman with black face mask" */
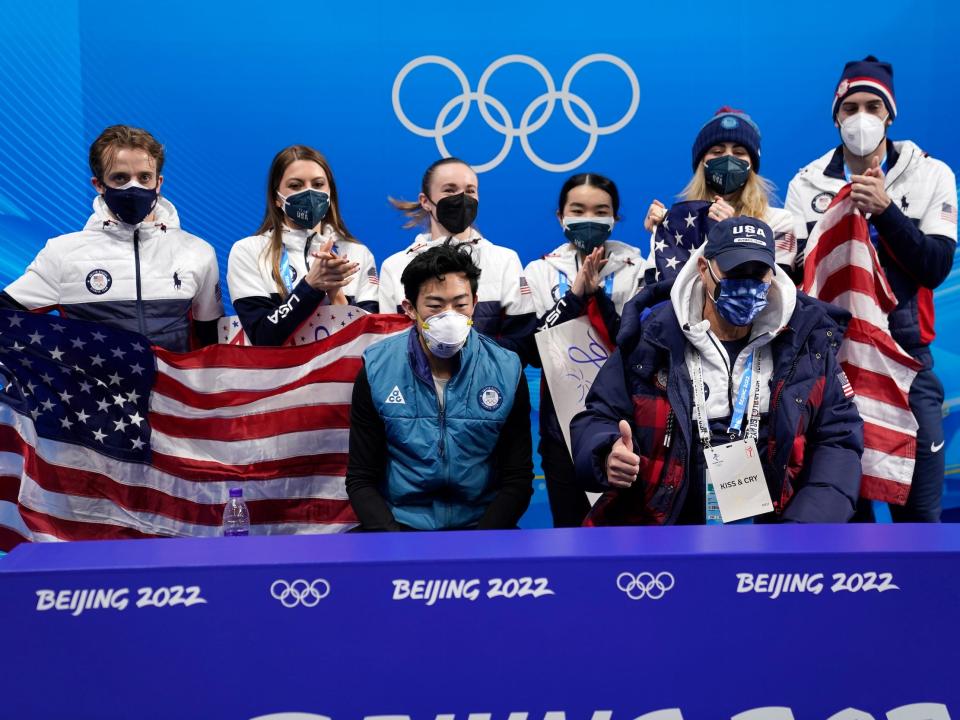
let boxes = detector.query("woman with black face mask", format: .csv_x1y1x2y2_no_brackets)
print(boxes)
642,107,798,283
380,157,537,363
524,173,644,527
227,145,378,346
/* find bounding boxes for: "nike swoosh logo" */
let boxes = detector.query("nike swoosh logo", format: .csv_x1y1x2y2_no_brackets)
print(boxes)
931,441,945,453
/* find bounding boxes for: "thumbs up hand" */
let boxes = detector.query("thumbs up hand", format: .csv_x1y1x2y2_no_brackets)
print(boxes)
605,419,641,488
850,155,891,215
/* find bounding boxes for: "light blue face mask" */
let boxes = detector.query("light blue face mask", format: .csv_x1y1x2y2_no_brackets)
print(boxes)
707,261,770,326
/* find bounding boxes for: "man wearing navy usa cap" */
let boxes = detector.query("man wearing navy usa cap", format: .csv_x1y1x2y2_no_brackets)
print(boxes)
572,217,863,525
786,55,957,522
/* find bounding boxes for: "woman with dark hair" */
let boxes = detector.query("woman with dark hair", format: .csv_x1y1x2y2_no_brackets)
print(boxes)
379,157,536,361
524,172,644,527
227,145,378,345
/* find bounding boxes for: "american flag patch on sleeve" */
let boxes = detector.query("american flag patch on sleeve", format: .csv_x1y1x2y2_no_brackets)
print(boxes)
837,369,855,398
940,202,958,224
519,276,532,295
775,231,796,253
366,266,379,286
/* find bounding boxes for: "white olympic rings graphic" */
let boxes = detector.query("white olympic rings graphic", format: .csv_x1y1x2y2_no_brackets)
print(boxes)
392,54,640,173
616,571,675,600
270,578,331,608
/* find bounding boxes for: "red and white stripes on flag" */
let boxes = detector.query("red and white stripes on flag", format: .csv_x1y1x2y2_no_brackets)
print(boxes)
0,313,411,547
802,185,922,504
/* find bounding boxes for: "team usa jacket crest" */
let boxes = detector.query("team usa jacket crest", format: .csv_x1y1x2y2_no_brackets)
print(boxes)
571,248,864,525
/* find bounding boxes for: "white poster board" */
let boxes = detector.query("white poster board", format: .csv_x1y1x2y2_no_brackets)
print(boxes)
534,315,611,458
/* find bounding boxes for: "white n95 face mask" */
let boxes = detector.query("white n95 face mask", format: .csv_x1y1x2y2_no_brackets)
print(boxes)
420,310,473,358
840,112,887,157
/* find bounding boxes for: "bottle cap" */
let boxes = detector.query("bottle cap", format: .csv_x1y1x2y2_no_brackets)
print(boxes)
229,487,243,498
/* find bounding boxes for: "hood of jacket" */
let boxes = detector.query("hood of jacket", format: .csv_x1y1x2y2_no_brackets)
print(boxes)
406,228,485,254
796,139,925,193
670,244,797,357
86,194,182,236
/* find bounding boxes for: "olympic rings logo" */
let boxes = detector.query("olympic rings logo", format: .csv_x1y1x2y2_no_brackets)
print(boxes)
392,54,639,173
270,579,331,608
616,571,675,600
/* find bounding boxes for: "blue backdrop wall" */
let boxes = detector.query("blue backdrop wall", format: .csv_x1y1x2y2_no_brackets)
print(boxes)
0,0,958,522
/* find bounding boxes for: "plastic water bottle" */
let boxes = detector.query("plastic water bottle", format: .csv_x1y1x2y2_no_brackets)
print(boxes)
222,487,250,536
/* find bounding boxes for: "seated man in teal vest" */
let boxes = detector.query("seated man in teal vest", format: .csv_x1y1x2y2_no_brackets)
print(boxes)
346,242,534,530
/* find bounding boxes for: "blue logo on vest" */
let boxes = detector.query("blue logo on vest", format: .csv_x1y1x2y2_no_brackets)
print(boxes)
478,386,502,411
85,269,112,295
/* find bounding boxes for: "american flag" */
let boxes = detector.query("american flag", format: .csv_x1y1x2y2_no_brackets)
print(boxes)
519,276,532,295
836,369,855,399
775,231,797,255
646,200,713,285
802,185,923,505
367,266,380,286
941,202,958,224
0,309,411,549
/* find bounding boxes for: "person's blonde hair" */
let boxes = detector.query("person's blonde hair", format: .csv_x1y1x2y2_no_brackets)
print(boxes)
255,145,355,298
680,167,775,219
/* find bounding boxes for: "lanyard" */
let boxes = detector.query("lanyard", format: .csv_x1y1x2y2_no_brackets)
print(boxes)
691,347,762,449
279,248,294,293
558,270,615,298
694,347,762,525
728,350,758,437
279,231,321,293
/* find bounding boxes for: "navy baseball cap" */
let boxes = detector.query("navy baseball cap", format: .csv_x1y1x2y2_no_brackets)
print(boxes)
704,217,776,274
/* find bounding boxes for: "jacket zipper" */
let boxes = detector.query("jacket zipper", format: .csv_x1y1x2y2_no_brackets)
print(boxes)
133,228,146,336
413,369,447,459
438,400,446,459
437,383,448,527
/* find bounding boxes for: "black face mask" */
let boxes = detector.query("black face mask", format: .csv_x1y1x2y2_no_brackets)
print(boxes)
704,155,751,196
433,192,478,235
101,181,159,225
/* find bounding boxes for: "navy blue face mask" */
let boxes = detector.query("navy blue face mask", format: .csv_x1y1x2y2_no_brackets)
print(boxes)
707,261,770,326
101,181,159,225
562,217,614,253
704,155,751,196
280,189,330,229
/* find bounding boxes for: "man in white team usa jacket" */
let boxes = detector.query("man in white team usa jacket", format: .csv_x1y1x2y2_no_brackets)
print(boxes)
785,56,958,521
1,125,222,351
